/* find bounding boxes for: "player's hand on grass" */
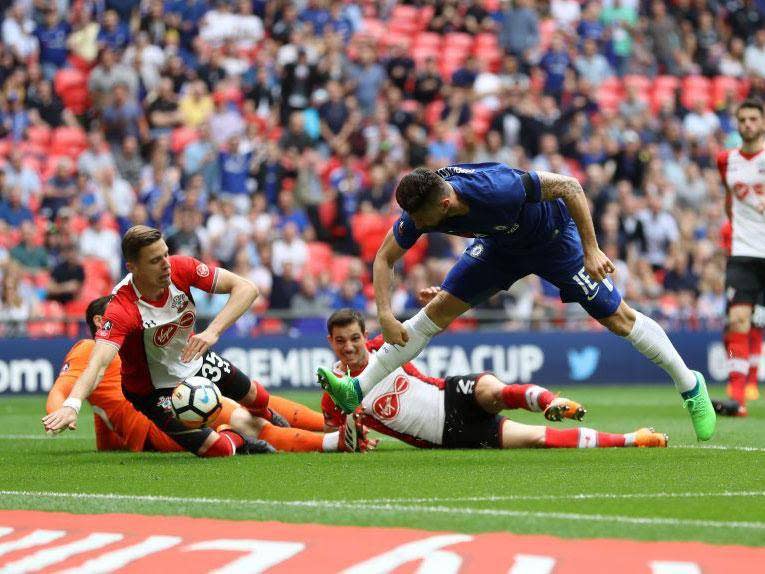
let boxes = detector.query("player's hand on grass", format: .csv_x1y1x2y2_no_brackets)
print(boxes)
584,248,615,283
181,329,219,363
42,407,78,434
418,286,441,305
380,313,408,346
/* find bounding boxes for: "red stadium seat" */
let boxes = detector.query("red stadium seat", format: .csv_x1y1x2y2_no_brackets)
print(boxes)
473,45,502,71
26,126,51,147
680,75,712,110
303,242,334,278
53,68,87,96
653,75,680,92
351,213,393,263
382,32,413,50
391,5,419,22
425,100,445,127
50,127,88,157
27,301,65,338
412,44,441,68
330,255,355,284
360,18,386,40
389,19,421,35
170,127,199,154
444,32,473,51
623,74,651,95
413,32,441,50
712,76,742,107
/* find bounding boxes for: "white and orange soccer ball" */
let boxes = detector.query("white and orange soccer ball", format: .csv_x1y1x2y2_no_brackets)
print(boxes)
171,376,223,428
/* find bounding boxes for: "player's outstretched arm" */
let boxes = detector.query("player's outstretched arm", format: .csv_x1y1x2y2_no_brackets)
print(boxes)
537,170,615,282
41,341,118,433
373,230,409,345
181,268,259,362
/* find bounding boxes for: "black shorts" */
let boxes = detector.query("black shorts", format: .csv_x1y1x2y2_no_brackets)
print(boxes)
123,350,251,454
442,373,504,449
726,256,765,308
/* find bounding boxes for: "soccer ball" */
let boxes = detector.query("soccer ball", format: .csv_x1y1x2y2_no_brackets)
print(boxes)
171,376,223,428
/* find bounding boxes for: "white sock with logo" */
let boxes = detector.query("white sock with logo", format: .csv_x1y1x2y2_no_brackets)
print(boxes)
624,311,697,393
357,309,443,394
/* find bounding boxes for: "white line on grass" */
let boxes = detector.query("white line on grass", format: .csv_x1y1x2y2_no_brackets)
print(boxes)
353,491,765,504
0,434,90,440
1,490,764,531
675,445,765,453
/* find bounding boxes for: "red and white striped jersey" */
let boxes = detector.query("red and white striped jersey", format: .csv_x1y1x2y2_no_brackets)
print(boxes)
95,255,219,396
322,337,446,447
717,148,765,258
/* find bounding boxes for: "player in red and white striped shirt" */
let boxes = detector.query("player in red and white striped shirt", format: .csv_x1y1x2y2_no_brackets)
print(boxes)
716,99,765,416
42,226,364,455
321,307,668,449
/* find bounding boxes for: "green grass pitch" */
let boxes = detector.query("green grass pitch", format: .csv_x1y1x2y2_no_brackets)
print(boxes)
2,386,764,547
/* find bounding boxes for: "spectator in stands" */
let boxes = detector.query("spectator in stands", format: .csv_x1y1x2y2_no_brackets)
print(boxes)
35,7,70,80
575,38,613,87
27,79,75,128
88,47,139,110
166,205,205,259
46,243,84,305
40,158,77,219
270,260,300,310
113,135,142,191
146,77,182,138
78,130,116,177
272,221,308,276
10,221,48,272
101,82,145,146
639,193,680,271
745,29,765,78
0,185,32,227
0,260,35,330
4,149,40,204
500,0,539,57
332,277,366,311
78,214,121,279
97,10,131,50
2,3,38,61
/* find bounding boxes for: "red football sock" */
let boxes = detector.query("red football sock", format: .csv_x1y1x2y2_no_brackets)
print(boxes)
244,380,273,421
257,424,327,452
747,328,762,389
200,429,244,457
725,331,749,404
501,384,555,412
544,427,627,448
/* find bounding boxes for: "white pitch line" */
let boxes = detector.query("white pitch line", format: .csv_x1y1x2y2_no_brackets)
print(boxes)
0,434,91,441
1,490,764,531
354,491,765,505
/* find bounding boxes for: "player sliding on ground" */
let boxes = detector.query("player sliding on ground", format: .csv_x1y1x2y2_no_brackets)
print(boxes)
321,309,667,449
318,163,716,441
43,226,367,455
45,296,361,454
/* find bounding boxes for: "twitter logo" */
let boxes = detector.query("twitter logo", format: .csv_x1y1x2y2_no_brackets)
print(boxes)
567,347,601,381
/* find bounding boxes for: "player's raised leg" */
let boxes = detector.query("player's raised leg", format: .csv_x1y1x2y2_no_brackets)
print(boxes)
473,373,586,421
501,420,667,449
319,288,470,412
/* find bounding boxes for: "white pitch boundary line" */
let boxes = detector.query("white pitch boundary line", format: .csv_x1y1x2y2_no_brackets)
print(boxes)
1,490,764,531
354,491,765,504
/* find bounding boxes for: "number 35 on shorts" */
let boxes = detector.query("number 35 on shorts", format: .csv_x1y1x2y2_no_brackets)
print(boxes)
200,351,231,383
572,267,614,301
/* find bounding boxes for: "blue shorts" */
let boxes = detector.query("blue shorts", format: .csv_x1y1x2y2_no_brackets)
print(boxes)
441,221,622,319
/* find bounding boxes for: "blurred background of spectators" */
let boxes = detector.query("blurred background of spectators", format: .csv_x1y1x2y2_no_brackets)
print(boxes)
1,0,761,337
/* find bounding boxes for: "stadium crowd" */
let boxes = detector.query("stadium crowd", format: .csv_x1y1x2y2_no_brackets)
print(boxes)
0,0,763,336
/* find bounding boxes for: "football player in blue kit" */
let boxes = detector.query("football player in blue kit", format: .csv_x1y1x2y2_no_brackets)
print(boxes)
318,163,716,441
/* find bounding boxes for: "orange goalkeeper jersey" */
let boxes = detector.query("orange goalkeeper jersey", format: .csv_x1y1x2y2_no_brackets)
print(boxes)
46,339,153,452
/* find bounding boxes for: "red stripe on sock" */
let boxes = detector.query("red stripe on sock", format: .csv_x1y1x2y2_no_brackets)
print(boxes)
596,432,626,447
201,430,244,458
544,427,579,448
748,328,762,387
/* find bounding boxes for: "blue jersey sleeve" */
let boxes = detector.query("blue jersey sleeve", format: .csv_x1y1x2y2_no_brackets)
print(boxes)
391,213,421,249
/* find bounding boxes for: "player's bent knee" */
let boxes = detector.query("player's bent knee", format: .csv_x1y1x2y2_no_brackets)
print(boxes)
228,406,265,437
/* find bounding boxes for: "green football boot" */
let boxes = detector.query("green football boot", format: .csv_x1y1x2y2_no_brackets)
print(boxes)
683,371,716,442
317,366,363,414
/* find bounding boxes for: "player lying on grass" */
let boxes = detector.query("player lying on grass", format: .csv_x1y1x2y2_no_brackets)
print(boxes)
43,226,367,456
321,308,667,449
45,296,363,454
318,162,715,441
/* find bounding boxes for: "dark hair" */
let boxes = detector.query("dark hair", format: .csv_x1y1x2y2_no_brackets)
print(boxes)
327,308,366,336
395,167,446,214
122,225,163,262
737,98,764,116
86,296,112,337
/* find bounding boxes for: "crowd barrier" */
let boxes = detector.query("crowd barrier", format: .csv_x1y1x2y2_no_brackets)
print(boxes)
0,331,743,395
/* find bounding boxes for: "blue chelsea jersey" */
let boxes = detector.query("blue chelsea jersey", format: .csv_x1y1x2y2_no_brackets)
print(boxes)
392,163,572,252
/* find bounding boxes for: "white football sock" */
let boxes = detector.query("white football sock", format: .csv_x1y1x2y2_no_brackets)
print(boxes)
322,431,339,452
624,311,697,393
357,309,442,394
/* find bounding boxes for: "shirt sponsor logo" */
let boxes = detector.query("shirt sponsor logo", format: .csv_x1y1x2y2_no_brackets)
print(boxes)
372,375,408,420
152,311,196,347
